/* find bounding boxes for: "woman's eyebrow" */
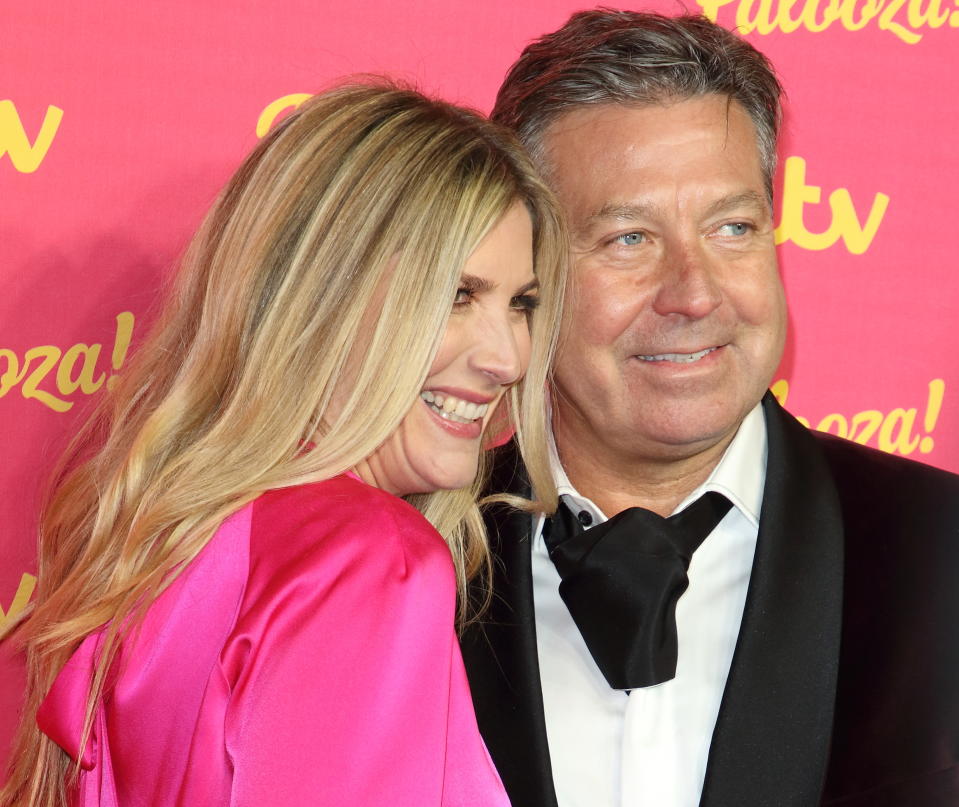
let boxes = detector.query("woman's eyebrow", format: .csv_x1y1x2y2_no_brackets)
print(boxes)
459,275,539,294
459,273,494,292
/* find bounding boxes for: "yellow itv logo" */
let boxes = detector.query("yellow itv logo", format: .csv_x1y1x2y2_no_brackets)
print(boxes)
0,100,63,173
775,156,889,255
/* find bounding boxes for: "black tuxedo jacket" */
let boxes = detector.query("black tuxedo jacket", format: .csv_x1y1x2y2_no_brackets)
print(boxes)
462,395,959,806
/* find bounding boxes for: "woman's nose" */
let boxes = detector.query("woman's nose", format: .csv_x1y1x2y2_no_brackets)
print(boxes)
470,312,528,386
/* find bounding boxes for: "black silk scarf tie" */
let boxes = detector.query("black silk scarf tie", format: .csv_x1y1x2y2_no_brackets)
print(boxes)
543,492,733,691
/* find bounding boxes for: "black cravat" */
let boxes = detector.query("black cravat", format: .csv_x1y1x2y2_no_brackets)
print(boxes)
543,492,732,691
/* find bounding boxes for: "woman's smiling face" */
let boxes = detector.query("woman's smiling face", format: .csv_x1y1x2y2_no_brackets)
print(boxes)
355,202,539,495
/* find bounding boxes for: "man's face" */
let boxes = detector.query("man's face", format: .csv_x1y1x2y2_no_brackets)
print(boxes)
544,95,786,466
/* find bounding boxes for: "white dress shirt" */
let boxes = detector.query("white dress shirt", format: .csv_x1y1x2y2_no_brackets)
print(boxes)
532,404,767,807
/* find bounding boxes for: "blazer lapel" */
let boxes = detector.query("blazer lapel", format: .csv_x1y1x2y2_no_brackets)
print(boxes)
700,394,844,807
461,441,559,807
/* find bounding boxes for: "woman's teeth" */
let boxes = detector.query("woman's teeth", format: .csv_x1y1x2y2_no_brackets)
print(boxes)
420,391,490,424
638,347,718,363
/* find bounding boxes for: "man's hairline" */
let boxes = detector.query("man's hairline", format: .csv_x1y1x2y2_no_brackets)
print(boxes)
523,92,777,206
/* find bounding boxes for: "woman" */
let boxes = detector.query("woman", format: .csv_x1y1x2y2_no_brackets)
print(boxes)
1,83,565,806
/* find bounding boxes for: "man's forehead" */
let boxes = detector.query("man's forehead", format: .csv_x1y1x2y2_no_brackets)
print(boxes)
540,97,768,213
542,95,762,161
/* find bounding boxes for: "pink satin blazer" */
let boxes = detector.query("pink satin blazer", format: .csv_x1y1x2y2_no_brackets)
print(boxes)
37,474,509,805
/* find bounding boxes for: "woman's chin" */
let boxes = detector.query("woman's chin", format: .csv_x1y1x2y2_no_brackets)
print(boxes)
409,457,482,495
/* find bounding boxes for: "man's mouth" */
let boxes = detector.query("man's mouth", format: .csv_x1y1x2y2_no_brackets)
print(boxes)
420,391,491,424
636,346,720,363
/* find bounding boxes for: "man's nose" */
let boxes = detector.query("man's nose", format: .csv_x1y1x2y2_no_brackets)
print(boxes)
651,241,723,319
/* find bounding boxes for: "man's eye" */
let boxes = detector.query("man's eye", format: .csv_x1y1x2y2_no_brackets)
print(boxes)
718,222,751,236
615,232,645,246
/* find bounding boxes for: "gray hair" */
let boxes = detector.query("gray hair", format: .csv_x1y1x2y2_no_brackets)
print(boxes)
492,9,784,198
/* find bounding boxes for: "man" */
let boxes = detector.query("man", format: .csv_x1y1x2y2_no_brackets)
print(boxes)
461,10,959,807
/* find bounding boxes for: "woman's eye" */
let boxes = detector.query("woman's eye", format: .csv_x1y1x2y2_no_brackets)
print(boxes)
511,294,540,315
453,288,472,305
615,232,645,246
718,222,751,236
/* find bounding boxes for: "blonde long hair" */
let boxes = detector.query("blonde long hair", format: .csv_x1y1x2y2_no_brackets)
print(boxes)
2,82,565,806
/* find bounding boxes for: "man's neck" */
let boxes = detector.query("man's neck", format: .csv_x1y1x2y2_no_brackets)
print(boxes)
554,426,736,519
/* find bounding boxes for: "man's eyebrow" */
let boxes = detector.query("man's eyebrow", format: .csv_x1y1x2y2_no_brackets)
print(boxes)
578,202,658,235
576,192,768,238
703,190,769,218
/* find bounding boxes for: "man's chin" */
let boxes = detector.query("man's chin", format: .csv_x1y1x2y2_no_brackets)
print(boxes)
626,405,754,459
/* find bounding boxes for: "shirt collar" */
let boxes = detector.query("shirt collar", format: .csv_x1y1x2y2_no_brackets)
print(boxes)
547,402,767,528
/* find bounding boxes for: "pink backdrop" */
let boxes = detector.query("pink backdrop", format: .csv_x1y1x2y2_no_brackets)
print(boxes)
2,0,957,759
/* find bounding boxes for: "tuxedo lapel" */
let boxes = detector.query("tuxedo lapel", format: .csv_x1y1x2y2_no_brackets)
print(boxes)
700,395,844,807
461,441,559,807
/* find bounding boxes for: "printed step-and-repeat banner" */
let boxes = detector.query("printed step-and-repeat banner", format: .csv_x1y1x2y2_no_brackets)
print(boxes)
2,0,957,759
